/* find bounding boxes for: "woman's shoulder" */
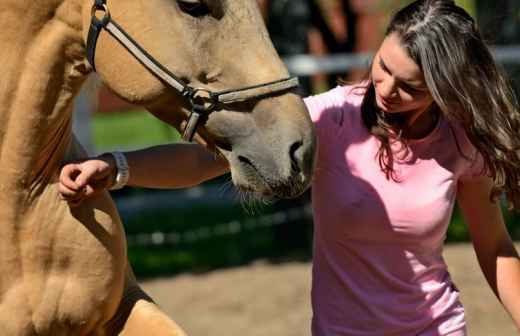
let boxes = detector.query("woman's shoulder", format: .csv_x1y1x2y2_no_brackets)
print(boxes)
446,121,479,157
304,83,366,127
304,83,366,109
442,120,487,181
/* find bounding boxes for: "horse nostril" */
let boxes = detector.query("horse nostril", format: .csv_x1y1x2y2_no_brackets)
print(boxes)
289,140,304,174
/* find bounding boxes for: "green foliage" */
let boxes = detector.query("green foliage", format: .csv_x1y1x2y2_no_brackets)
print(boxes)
128,228,281,278
124,198,520,277
92,109,180,150
122,200,310,277
123,201,247,235
447,204,520,242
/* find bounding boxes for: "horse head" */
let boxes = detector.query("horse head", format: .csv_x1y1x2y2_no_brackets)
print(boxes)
83,0,316,199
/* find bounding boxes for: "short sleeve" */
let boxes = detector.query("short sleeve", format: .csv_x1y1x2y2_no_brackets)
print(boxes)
304,87,343,135
304,85,364,136
454,125,488,182
459,150,486,181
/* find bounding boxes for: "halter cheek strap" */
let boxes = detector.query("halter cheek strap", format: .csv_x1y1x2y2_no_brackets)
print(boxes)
86,0,299,142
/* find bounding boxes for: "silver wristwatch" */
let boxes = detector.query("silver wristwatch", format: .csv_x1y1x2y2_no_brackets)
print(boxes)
108,151,130,190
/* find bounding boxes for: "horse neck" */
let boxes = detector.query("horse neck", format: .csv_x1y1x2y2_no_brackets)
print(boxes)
0,0,88,206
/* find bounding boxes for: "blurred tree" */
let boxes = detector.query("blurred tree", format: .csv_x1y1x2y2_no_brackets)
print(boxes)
308,0,356,90
476,0,520,94
258,0,313,95
457,0,476,16
477,0,519,44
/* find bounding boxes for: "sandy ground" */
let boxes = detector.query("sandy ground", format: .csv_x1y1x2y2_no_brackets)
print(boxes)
141,243,519,336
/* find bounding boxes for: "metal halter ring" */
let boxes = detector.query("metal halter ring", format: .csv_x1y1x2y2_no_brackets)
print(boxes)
185,87,218,113
91,2,110,23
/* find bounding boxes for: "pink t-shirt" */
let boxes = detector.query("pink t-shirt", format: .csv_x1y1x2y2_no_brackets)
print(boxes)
305,85,484,336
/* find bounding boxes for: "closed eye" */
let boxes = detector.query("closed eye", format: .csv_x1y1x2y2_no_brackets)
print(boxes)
177,0,211,17
379,58,391,75
401,82,427,95
401,83,420,93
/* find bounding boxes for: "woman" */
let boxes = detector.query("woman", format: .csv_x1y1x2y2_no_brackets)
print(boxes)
60,0,520,334
305,1,520,334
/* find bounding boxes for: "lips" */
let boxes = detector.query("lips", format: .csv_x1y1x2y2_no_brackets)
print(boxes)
377,94,397,110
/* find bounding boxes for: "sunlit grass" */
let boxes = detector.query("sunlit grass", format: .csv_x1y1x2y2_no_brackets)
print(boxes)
92,109,181,150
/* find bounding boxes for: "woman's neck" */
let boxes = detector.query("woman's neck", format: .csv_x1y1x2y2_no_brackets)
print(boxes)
401,104,439,140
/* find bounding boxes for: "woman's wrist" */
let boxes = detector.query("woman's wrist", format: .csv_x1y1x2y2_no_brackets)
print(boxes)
97,153,119,189
104,152,130,190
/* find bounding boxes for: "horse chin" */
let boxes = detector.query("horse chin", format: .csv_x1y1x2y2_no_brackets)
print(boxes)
215,141,312,201
234,185,276,205
233,182,309,206
231,170,310,202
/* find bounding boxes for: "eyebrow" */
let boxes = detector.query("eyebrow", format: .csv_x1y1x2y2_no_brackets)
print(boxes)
379,56,427,89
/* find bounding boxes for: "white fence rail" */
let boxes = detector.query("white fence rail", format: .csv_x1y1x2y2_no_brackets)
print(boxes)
283,45,520,76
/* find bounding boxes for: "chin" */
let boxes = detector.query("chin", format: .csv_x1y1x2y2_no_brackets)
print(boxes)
377,101,408,114
377,101,395,113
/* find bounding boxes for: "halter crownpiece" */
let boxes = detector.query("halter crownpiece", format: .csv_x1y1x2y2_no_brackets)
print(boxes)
86,0,300,141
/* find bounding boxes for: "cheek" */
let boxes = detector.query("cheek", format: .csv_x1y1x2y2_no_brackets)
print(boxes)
397,90,416,104
398,90,428,104
371,65,384,83
396,93,432,113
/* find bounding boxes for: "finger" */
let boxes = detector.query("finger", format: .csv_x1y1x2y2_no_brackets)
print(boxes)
58,185,87,205
58,183,81,199
83,176,112,198
75,164,105,189
92,175,113,191
60,164,83,191
83,184,97,198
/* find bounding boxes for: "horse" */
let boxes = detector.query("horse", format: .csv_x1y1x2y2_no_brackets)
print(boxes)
0,0,316,335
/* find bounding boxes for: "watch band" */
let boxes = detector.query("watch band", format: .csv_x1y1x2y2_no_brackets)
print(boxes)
108,151,130,190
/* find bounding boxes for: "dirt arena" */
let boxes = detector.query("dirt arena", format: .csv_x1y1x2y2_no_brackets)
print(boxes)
141,243,519,336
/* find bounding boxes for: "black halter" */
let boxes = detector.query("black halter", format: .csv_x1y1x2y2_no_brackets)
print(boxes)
86,0,300,141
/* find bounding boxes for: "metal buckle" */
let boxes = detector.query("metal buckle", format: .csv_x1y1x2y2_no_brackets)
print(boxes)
181,88,217,142
91,2,110,23
186,88,217,113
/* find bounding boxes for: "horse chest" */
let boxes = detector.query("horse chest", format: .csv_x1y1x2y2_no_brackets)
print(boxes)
0,190,127,335
0,276,109,336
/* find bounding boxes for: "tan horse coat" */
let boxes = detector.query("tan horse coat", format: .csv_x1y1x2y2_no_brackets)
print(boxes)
0,1,188,334
0,0,315,335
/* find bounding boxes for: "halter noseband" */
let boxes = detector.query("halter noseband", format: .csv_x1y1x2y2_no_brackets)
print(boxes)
86,0,300,141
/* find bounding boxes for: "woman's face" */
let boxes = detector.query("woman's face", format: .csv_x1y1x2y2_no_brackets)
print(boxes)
371,33,433,118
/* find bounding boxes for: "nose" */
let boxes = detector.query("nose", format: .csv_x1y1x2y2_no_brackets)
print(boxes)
379,76,397,99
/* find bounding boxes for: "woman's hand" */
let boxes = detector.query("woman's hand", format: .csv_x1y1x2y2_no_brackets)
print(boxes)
59,154,116,206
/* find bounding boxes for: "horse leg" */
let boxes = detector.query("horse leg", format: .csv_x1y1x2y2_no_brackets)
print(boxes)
105,262,187,336
117,296,187,336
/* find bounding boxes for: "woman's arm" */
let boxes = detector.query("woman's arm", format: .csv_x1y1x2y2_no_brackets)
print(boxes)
123,143,229,188
457,176,520,329
59,143,229,205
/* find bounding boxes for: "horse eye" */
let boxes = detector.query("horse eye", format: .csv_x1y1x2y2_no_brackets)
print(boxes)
177,0,211,17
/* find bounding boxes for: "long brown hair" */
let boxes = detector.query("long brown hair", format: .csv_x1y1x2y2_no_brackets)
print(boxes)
360,0,520,208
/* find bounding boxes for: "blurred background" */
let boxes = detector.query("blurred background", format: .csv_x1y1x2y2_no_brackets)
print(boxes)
73,1,520,335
